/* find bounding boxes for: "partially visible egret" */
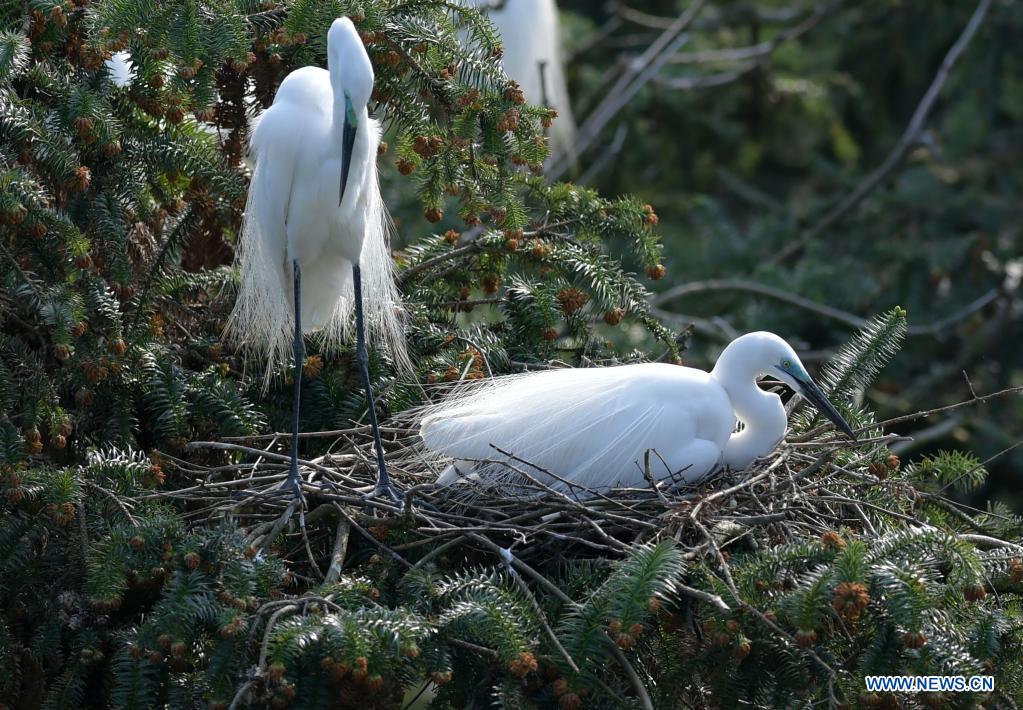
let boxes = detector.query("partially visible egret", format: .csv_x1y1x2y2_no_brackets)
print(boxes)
472,0,577,156
227,17,407,502
420,332,854,492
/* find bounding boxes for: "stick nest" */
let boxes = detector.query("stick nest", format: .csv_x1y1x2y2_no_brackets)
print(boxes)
149,423,934,571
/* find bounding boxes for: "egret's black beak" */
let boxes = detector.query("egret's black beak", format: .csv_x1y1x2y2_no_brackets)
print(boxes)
796,376,857,441
339,95,357,206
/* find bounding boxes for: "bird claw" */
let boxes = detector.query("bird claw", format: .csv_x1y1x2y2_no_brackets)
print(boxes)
363,482,405,509
279,475,305,507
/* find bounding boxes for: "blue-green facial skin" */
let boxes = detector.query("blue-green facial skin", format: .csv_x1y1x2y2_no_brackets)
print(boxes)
775,360,810,385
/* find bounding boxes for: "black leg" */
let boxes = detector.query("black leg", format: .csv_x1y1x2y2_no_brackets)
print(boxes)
353,263,402,503
287,259,304,500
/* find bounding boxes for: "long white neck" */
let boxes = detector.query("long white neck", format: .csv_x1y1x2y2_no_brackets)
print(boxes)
711,342,788,470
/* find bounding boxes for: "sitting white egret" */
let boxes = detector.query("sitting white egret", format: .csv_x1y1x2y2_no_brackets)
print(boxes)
227,17,407,502
420,332,854,492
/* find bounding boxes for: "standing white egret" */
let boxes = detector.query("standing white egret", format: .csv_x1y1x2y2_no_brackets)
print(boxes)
420,332,854,492
227,17,407,502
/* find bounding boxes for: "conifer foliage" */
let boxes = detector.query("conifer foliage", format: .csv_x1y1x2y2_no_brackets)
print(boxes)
1,1,1022,709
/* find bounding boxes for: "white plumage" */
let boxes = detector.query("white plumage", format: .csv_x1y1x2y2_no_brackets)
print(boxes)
420,332,854,492
225,17,407,501
105,51,133,87
473,0,577,156
226,22,406,377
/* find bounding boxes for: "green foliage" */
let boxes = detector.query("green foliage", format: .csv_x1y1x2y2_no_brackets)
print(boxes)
1,0,673,465
817,306,907,402
792,307,906,435
909,449,987,494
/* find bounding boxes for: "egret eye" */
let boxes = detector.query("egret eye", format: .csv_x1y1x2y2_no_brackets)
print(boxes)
782,360,791,369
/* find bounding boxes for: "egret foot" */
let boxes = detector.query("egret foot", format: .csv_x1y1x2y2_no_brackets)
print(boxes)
364,480,404,505
360,460,404,507
282,472,306,505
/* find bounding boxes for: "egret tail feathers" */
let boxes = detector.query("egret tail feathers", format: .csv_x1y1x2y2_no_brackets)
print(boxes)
417,367,696,491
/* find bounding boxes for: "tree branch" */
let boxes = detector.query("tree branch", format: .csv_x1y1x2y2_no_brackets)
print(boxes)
546,0,708,179
779,0,991,261
651,278,999,337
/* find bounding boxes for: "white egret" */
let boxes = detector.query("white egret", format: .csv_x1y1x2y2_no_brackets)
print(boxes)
420,332,854,492
226,17,407,502
472,0,577,156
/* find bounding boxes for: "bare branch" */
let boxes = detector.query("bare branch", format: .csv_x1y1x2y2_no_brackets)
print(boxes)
780,0,992,261
651,277,999,337
546,0,708,179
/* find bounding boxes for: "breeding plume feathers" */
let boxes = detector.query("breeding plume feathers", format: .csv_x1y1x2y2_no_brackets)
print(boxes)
419,333,858,494
227,118,408,384
420,364,732,493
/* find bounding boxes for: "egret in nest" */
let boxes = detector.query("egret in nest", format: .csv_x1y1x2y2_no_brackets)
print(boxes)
420,332,854,492
227,18,407,503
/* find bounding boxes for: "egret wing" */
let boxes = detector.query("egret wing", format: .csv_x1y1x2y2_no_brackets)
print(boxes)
420,364,724,491
224,100,300,379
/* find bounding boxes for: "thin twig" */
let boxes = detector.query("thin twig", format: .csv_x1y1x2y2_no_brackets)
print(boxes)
783,0,991,259
546,0,708,178
324,515,351,584
652,278,999,337
609,642,655,710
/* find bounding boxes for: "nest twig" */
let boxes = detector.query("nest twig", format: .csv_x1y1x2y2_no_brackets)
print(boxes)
140,402,1023,708
141,415,994,577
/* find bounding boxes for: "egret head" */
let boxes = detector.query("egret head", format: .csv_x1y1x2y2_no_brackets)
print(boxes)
327,17,374,106
728,332,856,440
327,17,374,205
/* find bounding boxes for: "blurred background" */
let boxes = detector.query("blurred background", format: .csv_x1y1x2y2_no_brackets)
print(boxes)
384,0,1023,512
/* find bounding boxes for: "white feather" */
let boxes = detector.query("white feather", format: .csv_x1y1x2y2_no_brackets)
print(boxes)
421,363,734,492
105,51,133,87
420,333,856,493
226,61,408,384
